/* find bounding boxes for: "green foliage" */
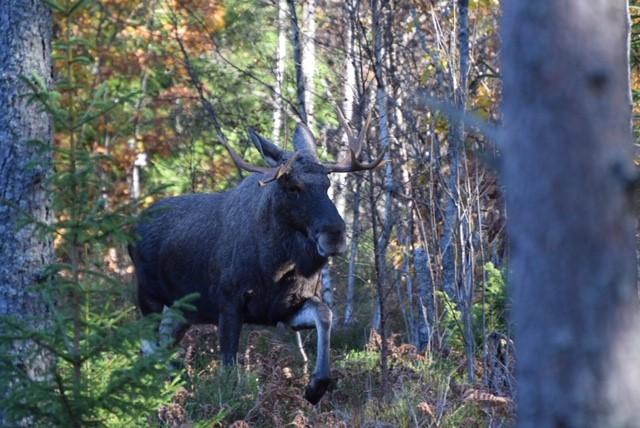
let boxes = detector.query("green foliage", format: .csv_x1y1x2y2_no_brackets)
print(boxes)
148,138,225,194
0,138,183,427
364,391,416,427
631,3,640,68
342,349,380,372
331,324,370,352
441,402,485,428
438,262,508,355
0,306,180,427
334,346,477,426
186,365,260,423
481,262,508,335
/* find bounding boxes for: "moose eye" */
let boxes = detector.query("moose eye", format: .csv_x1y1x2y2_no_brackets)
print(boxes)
282,177,304,194
288,182,304,193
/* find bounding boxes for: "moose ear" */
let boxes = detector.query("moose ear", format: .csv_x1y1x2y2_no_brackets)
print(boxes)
248,127,285,167
292,123,317,155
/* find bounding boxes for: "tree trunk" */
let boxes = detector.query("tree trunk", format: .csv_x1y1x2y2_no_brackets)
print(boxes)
502,1,639,425
371,0,394,397
287,0,307,124
344,181,361,326
0,0,54,422
440,0,473,382
414,247,435,352
339,2,364,328
301,0,316,128
331,0,357,219
273,0,287,144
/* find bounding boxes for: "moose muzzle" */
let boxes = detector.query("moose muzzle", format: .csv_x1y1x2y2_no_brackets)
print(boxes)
314,220,346,257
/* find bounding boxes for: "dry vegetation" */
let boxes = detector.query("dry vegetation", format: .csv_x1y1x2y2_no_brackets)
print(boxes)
153,326,514,427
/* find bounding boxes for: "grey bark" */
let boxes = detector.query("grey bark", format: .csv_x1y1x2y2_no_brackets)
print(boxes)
287,0,307,124
396,248,414,344
414,247,435,353
0,0,54,422
502,1,639,426
343,181,360,326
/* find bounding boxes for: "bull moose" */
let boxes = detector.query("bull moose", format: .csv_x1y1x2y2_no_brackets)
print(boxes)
128,113,381,404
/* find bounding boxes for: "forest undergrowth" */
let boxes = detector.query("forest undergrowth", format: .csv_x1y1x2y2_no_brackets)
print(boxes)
153,324,514,427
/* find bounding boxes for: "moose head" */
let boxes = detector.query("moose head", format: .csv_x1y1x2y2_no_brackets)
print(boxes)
222,111,383,260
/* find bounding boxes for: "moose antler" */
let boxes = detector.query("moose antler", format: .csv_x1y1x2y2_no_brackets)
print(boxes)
324,109,386,173
257,152,300,187
221,139,299,187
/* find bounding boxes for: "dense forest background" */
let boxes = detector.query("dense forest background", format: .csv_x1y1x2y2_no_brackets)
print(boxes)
0,0,638,426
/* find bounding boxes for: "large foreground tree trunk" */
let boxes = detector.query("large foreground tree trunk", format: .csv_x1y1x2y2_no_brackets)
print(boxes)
0,2,54,421
502,1,639,426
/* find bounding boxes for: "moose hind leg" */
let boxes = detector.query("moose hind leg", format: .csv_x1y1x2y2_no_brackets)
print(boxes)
218,306,243,366
288,297,332,404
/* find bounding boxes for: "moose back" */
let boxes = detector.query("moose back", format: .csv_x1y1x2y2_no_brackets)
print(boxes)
129,118,381,404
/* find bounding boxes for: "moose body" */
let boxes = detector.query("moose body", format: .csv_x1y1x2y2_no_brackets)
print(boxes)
132,173,336,325
130,121,381,404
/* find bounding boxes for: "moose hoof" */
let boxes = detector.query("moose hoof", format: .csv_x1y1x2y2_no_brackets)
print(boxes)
304,375,331,405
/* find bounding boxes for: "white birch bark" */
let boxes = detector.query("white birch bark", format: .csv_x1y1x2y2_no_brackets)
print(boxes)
272,0,288,144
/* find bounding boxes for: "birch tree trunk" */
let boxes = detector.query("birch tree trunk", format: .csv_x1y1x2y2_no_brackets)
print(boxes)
273,0,287,144
371,0,395,395
439,0,474,382
301,0,316,128
502,1,639,425
331,1,357,219
0,1,54,422
344,180,361,326
334,0,362,327
414,247,435,352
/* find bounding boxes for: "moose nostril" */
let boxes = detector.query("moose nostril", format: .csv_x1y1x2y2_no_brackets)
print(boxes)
322,223,345,238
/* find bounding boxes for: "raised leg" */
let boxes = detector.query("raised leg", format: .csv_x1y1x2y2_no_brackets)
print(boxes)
287,297,333,404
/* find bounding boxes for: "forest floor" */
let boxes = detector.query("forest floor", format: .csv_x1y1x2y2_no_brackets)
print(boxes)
153,325,514,428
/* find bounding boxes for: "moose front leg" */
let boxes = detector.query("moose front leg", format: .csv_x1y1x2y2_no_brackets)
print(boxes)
288,297,333,404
